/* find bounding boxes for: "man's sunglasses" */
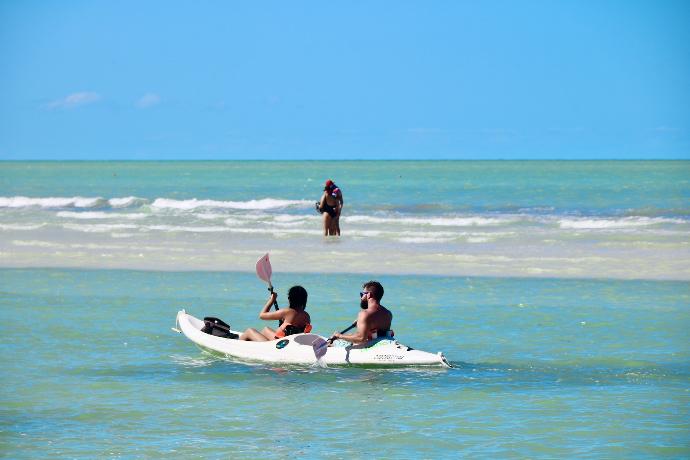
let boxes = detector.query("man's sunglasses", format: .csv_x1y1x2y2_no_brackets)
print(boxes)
360,291,370,297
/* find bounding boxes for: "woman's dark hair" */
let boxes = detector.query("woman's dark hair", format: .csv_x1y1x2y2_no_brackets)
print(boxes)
362,281,384,301
287,285,308,310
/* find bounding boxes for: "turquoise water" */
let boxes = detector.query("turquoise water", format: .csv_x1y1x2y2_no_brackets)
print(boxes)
1,161,689,279
2,160,689,214
1,269,688,458
1,161,689,457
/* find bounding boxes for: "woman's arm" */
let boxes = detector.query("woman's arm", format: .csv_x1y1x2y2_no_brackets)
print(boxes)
258,292,285,321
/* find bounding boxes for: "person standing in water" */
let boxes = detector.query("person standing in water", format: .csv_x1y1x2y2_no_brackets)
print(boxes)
316,179,343,236
330,281,393,345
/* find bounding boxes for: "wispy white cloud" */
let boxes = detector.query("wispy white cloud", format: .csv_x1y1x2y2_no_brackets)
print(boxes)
136,93,161,109
45,92,101,110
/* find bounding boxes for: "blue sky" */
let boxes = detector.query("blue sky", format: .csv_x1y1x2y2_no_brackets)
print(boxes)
1,0,688,160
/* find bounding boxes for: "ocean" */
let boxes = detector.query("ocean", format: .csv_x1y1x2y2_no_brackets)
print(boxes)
1,160,688,458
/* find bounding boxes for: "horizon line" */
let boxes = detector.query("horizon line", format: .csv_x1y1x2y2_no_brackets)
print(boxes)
1,158,688,162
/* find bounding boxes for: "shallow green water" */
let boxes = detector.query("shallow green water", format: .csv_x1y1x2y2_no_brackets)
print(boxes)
1,269,688,458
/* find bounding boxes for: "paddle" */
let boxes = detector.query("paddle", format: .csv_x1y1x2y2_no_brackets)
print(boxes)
312,321,357,360
255,253,279,311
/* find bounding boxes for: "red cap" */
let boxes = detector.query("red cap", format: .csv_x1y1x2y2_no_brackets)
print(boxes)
325,179,334,187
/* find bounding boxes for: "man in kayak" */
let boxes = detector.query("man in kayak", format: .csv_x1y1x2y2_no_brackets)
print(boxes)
239,286,312,341
316,179,343,236
330,281,392,345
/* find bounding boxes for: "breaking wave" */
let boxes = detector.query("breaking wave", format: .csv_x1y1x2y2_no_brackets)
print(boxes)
557,216,685,229
151,197,313,211
0,196,148,209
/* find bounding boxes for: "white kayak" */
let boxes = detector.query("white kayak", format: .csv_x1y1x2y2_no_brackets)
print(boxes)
174,310,450,367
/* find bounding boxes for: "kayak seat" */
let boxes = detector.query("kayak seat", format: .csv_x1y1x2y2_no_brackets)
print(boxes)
292,334,323,346
202,317,239,339
372,329,394,339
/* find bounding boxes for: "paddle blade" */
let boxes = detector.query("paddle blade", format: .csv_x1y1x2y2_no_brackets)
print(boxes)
255,253,273,286
312,337,328,360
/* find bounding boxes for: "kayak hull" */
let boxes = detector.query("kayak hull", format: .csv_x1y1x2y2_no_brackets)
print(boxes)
175,310,450,367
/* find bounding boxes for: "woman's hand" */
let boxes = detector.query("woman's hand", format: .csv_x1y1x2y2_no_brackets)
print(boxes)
261,291,279,314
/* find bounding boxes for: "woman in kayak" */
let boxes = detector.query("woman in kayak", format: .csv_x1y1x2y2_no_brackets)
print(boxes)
239,285,312,341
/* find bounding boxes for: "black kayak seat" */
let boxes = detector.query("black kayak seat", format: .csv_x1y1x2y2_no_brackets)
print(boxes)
201,317,239,339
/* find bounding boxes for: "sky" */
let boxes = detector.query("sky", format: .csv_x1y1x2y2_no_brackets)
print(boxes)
1,0,689,160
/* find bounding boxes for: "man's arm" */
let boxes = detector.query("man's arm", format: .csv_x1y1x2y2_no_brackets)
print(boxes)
334,192,343,217
334,314,369,343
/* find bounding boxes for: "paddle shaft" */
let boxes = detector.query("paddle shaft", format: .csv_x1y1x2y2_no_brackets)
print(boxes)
268,286,279,310
328,321,357,344
312,321,358,360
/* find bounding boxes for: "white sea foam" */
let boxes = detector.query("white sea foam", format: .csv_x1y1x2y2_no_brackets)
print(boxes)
558,216,684,229
273,214,317,223
57,211,147,220
110,233,135,238
0,223,47,231
62,223,140,233
144,225,231,233
223,227,322,236
222,217,248,226
466,236,491,243
151,197,313,211
344,214,516,227
220,214,316,227
0,196,106,208
269,220,311,228
346,230,385,238
109,196,147,208
196,213,227,220
11,240,62,248
397,236,457,244
232,213,318,223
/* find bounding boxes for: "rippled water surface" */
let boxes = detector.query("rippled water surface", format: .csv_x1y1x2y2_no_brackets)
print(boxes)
1,269,688,458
